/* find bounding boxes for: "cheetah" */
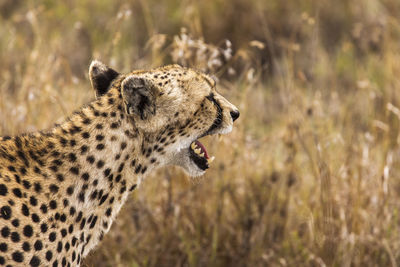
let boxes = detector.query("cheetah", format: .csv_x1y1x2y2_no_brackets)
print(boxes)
0,60,239,266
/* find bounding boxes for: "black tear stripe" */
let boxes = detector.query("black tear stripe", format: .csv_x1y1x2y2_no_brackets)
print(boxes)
205,93,223,135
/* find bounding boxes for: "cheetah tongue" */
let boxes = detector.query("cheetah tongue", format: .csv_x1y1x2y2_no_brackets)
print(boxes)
190,140,214,163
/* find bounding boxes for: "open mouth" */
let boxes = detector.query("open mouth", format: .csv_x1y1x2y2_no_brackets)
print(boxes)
189,140,215,170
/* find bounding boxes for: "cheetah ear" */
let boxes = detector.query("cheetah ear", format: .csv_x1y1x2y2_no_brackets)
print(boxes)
89,60,119,98
121,76,157,120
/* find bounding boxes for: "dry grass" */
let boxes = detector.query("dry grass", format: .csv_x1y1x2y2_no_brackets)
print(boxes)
1,0,400,266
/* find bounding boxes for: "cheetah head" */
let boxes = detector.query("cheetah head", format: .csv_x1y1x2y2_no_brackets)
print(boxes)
89,60,239,177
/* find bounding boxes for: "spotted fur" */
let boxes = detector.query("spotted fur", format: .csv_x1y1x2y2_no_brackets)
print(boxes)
0,61,239,266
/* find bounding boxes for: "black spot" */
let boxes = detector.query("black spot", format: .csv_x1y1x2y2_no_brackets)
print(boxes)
49,184,59,193
57,174,65,182
69,207,76,216
78,192,85,202
11,231,20,242
96,134,104,141
81,172,90,181
110,122,119,129
22,241,31,251
49,200,57,209
29,196,38,206
50,165,59,172
135,164,142,174
70,139,76,147
59,137,68,147
72,237,77,246
80,218,86,230
82,132,90,139
106,208,112,217
8,165,16,172
46,250,53,261
1,226,10,237
30,255,41,267
104,168,111,177
141,166,147,174
68,153,77,162
120,186,127,194
53,260,58,267
23,225,33,237
0,243,7,252
75,211,83,222
65,241,70,251
80,145,89,154
129,184,137,191
89,216,98,229
99,194,108,205
23,180,32,189
34,182,42,193
12,188,22,198
0,184,8,196
0,256,3,265
12,218,19,227
31,213,40,223
69,125,82,135
95,123,103,129
86,155,95,164
57,241,62,252
70,167,79,175
120,142,127,150
82,118,91,125
34,240,43,251
90,190,98,200
96,160,105,169
49,232,56,242
41,223,48,233
52,159,63,166
0,205,12,219
96,144,105,150
12,251,24,262
118,163,125,172
67,186,74,195
40,204,48,214
33,166,41,174
22,204,29,216
61,228,67,237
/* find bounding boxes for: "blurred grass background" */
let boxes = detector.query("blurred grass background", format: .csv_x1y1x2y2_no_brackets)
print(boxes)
1,0,400,266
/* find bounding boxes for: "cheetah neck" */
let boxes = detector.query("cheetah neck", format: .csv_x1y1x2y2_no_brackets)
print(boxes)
43,96,161,257
0,93,163,263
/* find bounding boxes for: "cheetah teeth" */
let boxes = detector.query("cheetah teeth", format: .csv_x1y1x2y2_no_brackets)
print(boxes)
207,156,215,164
190,141,214,163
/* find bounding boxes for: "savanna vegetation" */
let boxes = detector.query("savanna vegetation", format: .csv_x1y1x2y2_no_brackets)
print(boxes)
1,0,400,266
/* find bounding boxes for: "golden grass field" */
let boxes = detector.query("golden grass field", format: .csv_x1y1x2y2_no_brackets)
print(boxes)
1,0,400,266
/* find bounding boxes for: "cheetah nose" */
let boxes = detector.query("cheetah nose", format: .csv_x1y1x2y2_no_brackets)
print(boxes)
230,110,240,122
